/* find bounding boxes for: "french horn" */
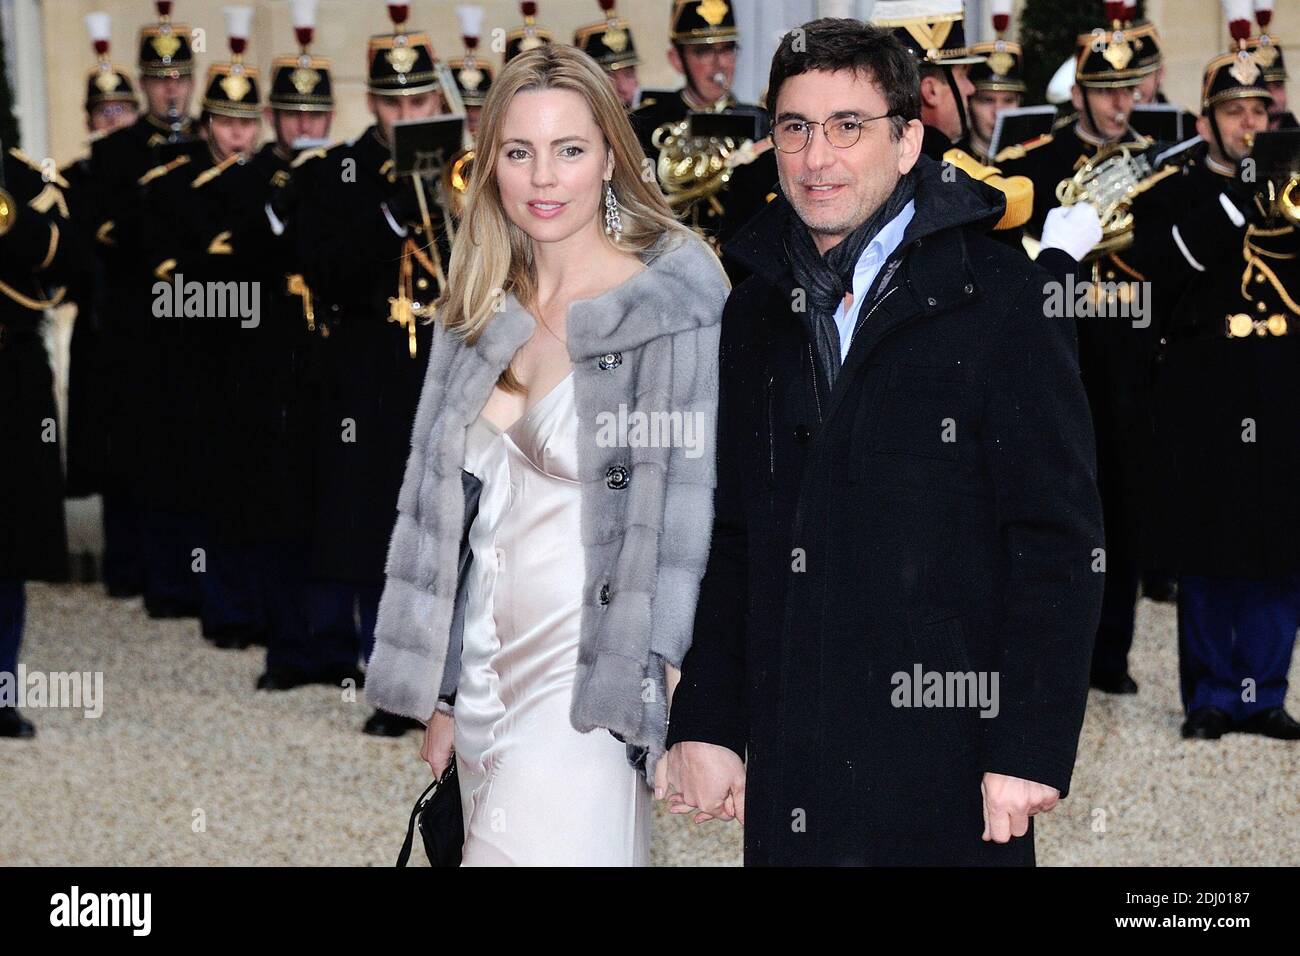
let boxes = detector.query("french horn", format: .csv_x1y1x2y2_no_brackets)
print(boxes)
1055,141,1181,260
442,147,474,220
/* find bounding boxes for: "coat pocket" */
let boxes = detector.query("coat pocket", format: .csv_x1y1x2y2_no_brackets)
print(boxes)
868,364,966,462
917,616,975,675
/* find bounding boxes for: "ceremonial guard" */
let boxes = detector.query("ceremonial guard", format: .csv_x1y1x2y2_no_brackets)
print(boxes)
631,0,745,160
448,5,493,137
872,0,1069,256
134,7,263,648
240,0,352,689
0,146,73,737
631,0,777,261
1129,4,1300,741
86,1,197,610
504,1,554,64
872,0,982,162
293,4,449,735
996,3,1157,237
1246,1,1296,130
574,0,641,110
959,1,1026,165
64,12,138,504
998,2,1166,696
1129,19,1198,139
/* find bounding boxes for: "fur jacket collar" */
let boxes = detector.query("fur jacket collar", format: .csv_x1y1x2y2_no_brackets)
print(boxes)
365,228,729,779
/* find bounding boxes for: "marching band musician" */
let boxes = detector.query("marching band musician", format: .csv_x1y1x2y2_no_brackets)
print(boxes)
1122,2,1300,742
574,0,642,110
0,147,74,738
85,1,198,612
134,6,264,649
290,3,450,737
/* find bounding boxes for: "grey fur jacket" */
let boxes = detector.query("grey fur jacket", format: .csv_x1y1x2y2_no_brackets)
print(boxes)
365,228,728,780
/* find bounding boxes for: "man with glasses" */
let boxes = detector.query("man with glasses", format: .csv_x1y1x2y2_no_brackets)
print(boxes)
662,17,1104,866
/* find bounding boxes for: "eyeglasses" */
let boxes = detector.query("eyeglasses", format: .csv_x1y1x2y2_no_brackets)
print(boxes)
771,111,898,154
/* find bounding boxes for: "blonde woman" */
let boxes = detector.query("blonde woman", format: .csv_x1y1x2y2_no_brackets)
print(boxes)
364,45,729,865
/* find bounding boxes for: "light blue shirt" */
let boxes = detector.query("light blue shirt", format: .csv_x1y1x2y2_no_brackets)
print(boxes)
831,199,916,361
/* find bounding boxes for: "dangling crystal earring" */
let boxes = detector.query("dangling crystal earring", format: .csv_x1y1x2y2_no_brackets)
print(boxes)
604,180,624,241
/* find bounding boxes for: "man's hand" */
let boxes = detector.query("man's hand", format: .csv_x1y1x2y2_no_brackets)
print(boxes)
664,741,745,825
980,771,1060,843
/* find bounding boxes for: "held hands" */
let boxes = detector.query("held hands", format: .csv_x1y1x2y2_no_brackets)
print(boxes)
660,741,746,826
656,751,1058,839
980,771,1060,843
420,711,455,779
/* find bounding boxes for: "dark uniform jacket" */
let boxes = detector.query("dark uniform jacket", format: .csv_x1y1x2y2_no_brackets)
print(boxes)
1128,152,1300,578
666,156,1104,865
199,142,318,546
630,88,778,263
0,148,72,582
293,125,446,584
998,121,1166,559
84,113,199,495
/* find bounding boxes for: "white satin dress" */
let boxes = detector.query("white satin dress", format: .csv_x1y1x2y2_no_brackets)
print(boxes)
454,372,651,866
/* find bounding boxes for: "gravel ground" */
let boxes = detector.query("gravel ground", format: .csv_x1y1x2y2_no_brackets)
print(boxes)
2,583,1296,866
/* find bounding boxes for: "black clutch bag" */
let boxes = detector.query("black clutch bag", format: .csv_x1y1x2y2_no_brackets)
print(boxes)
396,758,464,867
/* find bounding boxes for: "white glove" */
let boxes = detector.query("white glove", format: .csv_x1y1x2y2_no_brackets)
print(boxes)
1040,203,1104,262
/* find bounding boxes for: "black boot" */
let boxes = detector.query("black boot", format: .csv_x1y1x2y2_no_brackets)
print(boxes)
0,707,35,739
1090,670,1139,695
207,625,255,650
362,709,423,737
1181,707,1231,740
319,664,365,689
255,666,315,691
1235,707,1300,740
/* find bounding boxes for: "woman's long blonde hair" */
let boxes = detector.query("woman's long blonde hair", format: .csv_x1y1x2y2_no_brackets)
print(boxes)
435,44,683,372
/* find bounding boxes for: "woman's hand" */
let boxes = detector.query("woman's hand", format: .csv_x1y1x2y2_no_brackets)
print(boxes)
420,711,455,778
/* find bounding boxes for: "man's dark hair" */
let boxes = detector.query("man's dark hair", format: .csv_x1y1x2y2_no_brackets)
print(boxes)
766,18,920,142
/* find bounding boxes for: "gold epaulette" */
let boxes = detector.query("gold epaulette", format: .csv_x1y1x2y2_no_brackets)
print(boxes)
943,147,1033,231
7,146,70,189
138,154,192,186
191,153,241,189
290,147,327,169
994,133,1053,164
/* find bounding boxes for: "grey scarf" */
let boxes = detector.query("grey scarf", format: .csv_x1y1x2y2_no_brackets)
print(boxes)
789,171,916,387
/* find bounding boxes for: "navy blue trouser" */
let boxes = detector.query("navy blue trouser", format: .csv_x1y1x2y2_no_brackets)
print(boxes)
0,580,23,682
196,534,262,641
303,581,381,672
141,508,202,613
101,490,144,595
250,541,316,673
1178,574,1300,719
